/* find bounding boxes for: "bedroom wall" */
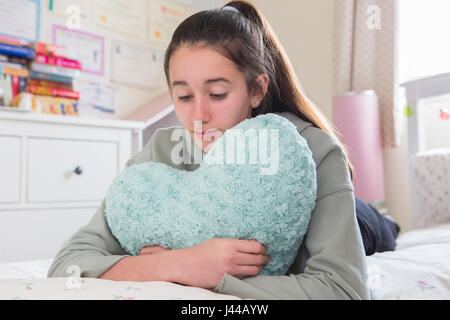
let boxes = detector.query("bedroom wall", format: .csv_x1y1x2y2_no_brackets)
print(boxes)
382,116,413,233
249,0,334,120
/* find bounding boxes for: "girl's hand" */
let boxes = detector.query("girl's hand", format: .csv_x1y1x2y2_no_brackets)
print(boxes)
139,245,171,255
175,238,270,289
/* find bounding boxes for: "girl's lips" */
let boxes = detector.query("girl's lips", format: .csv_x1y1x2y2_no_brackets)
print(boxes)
194,129,221,140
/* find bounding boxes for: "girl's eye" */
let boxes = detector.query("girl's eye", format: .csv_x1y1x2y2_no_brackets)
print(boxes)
178,95,192,101
211,93,227,100
177,94,227,101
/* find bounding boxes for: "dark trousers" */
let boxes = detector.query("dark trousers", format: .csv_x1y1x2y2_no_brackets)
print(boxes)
355,196,400,256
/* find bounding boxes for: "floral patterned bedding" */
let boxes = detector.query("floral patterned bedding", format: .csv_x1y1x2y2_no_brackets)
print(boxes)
0,278,242,300
366,222,450,299
0,223,449,300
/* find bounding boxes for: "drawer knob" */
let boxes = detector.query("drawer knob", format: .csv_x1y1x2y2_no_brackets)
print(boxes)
74,166,83,175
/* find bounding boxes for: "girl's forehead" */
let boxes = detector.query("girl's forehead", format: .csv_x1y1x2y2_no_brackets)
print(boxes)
172,45,232,67
170,46,242,84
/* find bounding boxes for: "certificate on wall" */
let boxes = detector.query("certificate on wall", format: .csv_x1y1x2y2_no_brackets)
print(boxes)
148,0,197,47
76,80,117,116
52,25,104,76
0,0,40,42
111,40,164,89
93,0,146,39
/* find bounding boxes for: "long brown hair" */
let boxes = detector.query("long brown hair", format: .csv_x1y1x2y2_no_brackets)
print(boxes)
163,0,354,180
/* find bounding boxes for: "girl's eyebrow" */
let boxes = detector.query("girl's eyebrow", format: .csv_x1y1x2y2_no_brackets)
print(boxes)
172,78,231,87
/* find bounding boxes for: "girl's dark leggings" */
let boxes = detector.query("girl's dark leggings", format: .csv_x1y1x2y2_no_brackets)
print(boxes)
355,196,400,256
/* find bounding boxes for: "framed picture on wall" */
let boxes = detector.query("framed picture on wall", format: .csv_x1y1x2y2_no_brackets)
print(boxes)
52,24,104,76
0,0,40,43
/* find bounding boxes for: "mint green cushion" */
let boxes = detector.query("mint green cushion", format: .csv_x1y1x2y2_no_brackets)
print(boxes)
105,113,317,275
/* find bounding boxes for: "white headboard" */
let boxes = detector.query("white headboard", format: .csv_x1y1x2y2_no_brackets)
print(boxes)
401,73,450,229
401,73,450,157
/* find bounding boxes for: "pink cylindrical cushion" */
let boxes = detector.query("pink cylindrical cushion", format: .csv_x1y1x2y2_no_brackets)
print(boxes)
333,91,385,202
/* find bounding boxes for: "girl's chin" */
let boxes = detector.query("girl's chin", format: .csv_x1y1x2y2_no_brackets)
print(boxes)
194,139,214,153
203,142,215,153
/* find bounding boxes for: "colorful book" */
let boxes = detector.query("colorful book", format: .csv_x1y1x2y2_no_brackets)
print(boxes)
0,42,34,59
0,73,28,103
19,77,28,93
0,64,29,77
0,74,13,106
28,84,80,99
29,70,73,84
35,54,82,70
8,56,29,65
35,95,79,116
30,62,81,78
29,78,72,91
0,61,27,69
32,42,67,58
0,35,30,47
11,75,20,98
0,54,28,65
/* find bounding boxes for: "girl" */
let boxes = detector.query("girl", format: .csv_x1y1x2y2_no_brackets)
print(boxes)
48,1,373,299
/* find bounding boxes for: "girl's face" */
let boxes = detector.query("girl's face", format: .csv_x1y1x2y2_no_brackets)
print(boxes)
169,45,268,152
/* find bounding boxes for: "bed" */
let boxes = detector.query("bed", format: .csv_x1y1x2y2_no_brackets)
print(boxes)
0,221,449,300
366,222,450,299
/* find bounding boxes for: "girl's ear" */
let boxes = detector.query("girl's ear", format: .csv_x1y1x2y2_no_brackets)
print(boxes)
250,73,269,108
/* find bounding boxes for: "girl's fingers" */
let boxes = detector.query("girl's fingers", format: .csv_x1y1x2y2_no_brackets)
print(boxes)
235,252,270,266
234,239,267,254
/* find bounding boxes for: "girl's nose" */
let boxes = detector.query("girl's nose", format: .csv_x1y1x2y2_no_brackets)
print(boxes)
192,96,211,124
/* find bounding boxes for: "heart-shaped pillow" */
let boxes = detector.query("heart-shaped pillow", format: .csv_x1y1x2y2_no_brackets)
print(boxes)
105,113,317,275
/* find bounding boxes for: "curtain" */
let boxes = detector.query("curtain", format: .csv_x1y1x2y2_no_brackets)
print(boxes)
333,0,402,148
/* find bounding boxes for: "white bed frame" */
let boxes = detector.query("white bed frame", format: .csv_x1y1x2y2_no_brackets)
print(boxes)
401,72,450,157
401,73,450,228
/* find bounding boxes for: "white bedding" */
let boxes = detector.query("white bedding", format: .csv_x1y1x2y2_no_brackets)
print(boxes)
0,278,242,300
0,223,449,300
0,258,53,281
0,259,242,300
366,222,450,300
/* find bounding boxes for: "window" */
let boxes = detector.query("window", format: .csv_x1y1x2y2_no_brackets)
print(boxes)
399,0,450,83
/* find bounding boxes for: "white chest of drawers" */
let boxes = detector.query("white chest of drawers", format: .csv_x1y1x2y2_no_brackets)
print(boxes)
0,111,145,262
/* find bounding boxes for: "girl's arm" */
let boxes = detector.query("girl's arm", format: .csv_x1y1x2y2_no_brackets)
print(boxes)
99,238,269,288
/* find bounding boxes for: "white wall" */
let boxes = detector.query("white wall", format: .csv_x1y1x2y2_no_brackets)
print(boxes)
250,0,334,120
382,116,412,233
